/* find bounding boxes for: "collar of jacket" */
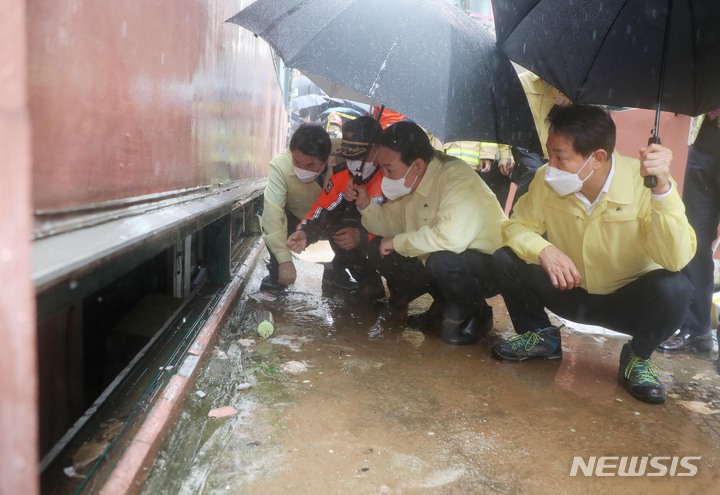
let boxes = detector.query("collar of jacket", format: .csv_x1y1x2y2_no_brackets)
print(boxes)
601,153,635,206
414,153,443,198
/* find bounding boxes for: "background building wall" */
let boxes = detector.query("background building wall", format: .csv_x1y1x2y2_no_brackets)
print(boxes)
0,1,38,494
1,0,288,492
28,0,287,211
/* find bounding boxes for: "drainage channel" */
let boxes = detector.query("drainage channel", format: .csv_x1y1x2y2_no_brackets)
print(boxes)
41,236,264,495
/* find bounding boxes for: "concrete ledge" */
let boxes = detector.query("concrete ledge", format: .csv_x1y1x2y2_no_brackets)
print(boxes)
99,239,264,495
33,179,266,293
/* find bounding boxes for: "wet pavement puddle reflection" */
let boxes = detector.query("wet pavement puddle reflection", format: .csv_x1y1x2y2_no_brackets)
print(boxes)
142,245,720,494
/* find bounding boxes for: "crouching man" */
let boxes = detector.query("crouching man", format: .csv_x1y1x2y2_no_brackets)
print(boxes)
491,104,695,404
286,116,386,303
346,121,507,345
260,124,357,292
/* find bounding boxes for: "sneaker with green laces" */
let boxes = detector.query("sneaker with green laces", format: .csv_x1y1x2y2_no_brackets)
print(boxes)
618,343,666,404
491,326,563,361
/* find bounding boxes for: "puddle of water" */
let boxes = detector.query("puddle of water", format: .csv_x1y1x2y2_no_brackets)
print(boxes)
142,247,720,495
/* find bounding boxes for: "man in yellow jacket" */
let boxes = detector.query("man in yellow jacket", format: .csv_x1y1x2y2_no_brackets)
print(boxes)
260,124,356,292
346,121,507,345
491,105,696,404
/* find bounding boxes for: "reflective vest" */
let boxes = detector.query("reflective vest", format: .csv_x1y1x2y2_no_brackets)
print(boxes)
443,141,501,168
298,163,384,243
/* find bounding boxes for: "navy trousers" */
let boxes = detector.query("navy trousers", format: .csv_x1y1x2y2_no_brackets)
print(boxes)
368,236,498,321
493,247,693,359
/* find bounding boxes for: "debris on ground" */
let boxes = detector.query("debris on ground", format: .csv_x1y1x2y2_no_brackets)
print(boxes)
281,360,311,374
208,406,239,418
65,419,124,476
268,335,310,352
679,400,720,415
249,291,278,303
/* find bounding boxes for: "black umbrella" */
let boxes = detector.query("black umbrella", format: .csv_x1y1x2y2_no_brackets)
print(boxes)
493,0,720,184
227,0,542,152
289,94,329,115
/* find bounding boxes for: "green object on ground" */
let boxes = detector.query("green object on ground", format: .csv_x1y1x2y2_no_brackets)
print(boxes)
257,310,274,337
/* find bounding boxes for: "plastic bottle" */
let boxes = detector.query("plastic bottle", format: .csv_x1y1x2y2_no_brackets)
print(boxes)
257,310,274,338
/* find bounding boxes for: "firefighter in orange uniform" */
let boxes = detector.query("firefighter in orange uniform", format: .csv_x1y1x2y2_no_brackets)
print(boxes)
287,116,386,303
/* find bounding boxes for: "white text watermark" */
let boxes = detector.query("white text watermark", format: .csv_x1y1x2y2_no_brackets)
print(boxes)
570,456,701,477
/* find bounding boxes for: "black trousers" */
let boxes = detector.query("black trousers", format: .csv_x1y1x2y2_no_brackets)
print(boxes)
369,236,498,320
267,209,380,286
492,247,693,359
510,147,544,206
477,147,543,214
477,166,510,211
680,118,720,336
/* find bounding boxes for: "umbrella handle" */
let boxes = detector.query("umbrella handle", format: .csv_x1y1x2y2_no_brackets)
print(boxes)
644,135,661,188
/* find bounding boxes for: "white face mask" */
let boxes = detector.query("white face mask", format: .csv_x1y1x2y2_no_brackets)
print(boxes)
382,161,418,200
346,159,375,180
294,165,322,183
346,159,365,176
544,153,596,196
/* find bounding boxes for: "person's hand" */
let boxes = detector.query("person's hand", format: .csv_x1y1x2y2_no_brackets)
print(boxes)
539,245,581,290
498,157,515,176
639,143,672,195
346,182,370,209
478,159,493,173
379,237,395,257
332,227,361,250
277,261,297,286
286,230,308,254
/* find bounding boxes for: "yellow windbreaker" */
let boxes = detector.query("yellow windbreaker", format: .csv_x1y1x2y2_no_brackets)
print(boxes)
359,152,507,262
261,150,333,264
504,154,696,294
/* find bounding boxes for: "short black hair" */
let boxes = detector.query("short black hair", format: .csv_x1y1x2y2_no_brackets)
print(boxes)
378,121,434,165
547,104,616,157
289,124,332,161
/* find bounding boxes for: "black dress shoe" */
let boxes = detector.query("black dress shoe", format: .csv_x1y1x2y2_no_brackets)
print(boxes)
441,306,493,345
658,331,713,353
345,278,386,306
260,275,285,293
407,299,444,329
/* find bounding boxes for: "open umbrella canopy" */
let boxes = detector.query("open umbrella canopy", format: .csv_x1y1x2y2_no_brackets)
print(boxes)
493,0,720,118
289,94,329,114
227,0,542,151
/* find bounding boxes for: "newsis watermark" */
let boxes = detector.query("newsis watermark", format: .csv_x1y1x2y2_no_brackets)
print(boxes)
570,456,702,477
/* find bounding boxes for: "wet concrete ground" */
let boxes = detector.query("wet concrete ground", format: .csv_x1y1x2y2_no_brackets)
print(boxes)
141,243,720,494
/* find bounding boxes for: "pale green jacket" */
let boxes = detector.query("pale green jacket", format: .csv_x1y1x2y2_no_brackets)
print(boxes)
359,152,507,262
504,153,696,295
689,114,710,144
261,150,332,264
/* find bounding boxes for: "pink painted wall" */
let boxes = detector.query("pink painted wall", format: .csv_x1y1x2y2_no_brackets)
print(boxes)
1,1,288,492
612,109,691,195
27,0,287,211
0,1,39,494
